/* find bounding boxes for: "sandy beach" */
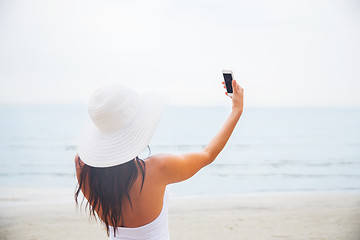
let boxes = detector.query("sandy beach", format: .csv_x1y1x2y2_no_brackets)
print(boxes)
1,191,359,240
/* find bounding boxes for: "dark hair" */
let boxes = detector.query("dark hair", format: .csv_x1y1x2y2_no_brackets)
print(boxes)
75,156,146,236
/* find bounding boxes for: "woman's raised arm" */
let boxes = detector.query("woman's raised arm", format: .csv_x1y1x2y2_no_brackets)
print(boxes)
151,80,244,185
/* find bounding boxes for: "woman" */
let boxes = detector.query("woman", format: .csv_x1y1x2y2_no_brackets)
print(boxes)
75,80,244,239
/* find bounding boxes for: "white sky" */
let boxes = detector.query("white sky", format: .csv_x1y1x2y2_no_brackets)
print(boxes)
0,0,359,106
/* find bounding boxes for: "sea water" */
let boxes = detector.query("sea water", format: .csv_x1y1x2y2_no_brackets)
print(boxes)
0,105,359,197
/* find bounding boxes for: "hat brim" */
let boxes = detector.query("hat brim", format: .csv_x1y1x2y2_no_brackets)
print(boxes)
78,91,169,168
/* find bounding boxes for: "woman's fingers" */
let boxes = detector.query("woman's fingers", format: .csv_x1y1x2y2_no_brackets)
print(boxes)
225,91,232,98
232,80,238,92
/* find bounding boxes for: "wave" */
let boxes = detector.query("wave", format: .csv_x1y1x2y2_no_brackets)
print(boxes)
65,145,77,150
1,144,78,151
210,172,360,179
210,160,360,168
0,172,74,177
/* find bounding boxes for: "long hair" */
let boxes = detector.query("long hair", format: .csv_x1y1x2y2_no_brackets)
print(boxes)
75,156,146,236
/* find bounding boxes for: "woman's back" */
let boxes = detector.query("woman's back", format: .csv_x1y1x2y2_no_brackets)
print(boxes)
108,189,170,240
76,155,167,228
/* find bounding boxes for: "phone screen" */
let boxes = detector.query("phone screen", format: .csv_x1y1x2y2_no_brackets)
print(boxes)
223,73,233,93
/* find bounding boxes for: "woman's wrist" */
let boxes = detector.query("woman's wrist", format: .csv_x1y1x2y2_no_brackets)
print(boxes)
231,107,243,118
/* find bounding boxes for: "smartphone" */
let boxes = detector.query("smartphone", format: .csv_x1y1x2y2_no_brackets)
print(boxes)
222,70,233,96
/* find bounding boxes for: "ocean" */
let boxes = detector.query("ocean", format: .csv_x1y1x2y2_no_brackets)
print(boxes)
0,105,360,198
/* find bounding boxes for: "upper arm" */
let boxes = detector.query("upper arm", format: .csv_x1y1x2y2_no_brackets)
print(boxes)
150,151,212,185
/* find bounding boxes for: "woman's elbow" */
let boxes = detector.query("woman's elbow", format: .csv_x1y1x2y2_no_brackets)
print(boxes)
201,150,217,166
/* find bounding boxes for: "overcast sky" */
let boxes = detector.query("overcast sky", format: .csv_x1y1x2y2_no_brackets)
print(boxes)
0,0,359,106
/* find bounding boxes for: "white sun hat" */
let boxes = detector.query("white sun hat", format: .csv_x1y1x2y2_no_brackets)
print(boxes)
78,83,169,168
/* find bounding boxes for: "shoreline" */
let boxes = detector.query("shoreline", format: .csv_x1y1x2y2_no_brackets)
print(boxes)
1,190,359,240
1,184,360,205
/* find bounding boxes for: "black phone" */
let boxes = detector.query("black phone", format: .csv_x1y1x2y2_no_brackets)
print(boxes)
222,70,233,96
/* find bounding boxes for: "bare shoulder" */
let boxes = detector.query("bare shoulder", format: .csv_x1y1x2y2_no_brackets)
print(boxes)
145,153,179,169
145,154,169,170
143,154,177,182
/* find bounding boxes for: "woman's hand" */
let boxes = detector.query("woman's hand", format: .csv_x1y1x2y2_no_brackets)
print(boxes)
222,80,244,114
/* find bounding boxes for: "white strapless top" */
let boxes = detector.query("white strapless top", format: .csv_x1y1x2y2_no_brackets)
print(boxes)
109,191,170,240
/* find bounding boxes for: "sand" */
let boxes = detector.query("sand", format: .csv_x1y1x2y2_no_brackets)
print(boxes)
1,191,360,240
